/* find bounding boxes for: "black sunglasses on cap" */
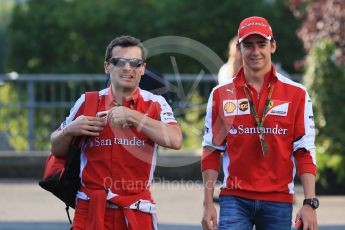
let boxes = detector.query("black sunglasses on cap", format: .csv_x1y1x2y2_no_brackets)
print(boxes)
108,57,145,68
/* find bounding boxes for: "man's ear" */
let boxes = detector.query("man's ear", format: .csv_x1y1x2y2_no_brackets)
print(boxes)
104,61,110,74
141,63,146,76
271,40,277,54
237,43,244,55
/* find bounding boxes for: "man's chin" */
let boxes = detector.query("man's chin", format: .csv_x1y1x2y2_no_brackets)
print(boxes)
248,64,264,72
117,83,137,91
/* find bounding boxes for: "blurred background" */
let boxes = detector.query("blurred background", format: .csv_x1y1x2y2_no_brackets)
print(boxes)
0,0,344,229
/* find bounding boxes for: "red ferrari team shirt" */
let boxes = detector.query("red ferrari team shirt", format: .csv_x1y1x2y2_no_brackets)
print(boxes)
60,86,177,197
202,65,316,203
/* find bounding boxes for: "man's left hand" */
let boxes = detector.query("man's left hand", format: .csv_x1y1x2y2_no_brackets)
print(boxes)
108,106,132,128
295,205,318,230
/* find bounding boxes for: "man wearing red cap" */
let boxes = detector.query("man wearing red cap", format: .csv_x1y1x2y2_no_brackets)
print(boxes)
201,16,318,230
51,35,183,229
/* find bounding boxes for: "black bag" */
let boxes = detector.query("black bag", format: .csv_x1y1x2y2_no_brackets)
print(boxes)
38,91,99,223
38,137,84,209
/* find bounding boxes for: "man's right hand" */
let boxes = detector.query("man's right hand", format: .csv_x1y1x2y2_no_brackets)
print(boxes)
64,115,106,137
201,203,218,230
51,115,106,156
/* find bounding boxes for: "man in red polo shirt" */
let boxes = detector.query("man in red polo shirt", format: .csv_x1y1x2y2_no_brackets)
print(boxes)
51,35,182,230
201,16,318,230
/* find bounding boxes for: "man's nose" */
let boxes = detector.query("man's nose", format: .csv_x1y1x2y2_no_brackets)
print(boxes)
252,44,261,53
122,62,132,70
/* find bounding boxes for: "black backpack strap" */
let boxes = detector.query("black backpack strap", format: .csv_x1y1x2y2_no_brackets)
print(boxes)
66,206,73,225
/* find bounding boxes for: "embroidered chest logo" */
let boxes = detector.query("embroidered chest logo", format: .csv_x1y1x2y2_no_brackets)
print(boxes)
223,99,250,116
161,111,175,122
267,100,290,116
239,100,249,112
224,101,236,113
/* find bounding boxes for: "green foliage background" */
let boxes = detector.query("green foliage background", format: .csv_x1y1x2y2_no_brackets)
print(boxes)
0,84,28,150
1,0,345,192
0,0,304,151
304,39,345,189
4,0,303,74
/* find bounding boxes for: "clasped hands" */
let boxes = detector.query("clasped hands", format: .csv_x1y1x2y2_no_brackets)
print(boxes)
106,106,133,129
64,106,134,138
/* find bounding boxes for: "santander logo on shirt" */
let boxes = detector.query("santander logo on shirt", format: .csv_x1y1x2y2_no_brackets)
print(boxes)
89,136,146,147
229,124,288,135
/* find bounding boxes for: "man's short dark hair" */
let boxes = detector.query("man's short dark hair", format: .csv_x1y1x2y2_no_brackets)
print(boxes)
105,35,147,62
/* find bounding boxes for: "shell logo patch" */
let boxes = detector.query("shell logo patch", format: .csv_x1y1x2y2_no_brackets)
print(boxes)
224,101,236,113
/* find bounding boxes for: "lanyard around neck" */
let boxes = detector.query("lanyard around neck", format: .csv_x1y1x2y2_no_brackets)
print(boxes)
243,85,274,128
243,85,274,156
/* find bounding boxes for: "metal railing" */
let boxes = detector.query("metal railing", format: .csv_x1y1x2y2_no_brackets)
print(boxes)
0,73,217,150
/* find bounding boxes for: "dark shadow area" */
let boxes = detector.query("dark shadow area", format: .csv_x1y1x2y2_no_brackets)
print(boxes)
0,222,70,230
0,222,344,230
158,224,200,230
0,222,201,230
139,68,169,101
155,160,202,181
317,227,345,230
315,169,345,195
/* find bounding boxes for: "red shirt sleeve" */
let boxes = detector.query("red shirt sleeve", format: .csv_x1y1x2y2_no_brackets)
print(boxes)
201,147,221,172
295,149,317,176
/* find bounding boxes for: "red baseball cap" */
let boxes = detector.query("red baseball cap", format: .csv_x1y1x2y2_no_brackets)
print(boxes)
237,16,273,43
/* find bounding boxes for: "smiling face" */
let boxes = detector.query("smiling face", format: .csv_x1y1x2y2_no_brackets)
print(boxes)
239,34,276,74
104,46,146,94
